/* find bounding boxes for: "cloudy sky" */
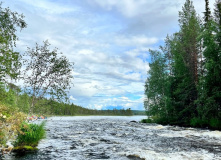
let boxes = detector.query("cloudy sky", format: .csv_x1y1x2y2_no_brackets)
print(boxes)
4,0,216,110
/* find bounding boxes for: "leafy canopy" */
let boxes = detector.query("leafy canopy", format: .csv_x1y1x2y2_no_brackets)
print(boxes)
0,2,26,82
23,41,74,113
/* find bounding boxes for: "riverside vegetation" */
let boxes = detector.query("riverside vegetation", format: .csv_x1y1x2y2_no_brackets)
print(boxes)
144,0,221,130
0,1,72,154
13,122,46,151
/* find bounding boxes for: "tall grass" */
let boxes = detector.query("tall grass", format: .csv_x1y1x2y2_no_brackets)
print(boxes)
14,122,46,147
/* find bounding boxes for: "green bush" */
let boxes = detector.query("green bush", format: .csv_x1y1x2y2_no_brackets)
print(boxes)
14,122,46,147
190,117,201,127
209,118,221,129
190,117,208,128
141,119,152,123
0,131,6,147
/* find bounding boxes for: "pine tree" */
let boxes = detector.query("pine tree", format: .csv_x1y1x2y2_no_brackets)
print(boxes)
193,0,221,129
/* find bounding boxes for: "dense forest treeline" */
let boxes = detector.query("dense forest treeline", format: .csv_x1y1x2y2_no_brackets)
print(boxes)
144,0,221,129
0,83,133,116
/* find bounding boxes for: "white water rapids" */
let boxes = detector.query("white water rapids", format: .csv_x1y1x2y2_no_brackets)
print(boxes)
2,116,221,160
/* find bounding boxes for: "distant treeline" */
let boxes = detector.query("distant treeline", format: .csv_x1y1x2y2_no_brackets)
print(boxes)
35,99,134,116
132,110,146,115
144,0,221,129
0,83,135,116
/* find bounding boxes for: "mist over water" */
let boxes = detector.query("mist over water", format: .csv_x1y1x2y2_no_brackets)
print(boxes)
3,116,221,160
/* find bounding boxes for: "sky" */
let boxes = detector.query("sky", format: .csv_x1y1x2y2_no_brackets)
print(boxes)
3,0,216,110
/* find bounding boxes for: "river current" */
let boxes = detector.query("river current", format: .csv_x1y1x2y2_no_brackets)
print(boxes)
2,116,221,160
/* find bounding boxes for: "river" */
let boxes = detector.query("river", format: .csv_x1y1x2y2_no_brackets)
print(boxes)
2,116,221,160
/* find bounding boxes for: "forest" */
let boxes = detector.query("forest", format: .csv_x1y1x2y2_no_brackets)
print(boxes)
144,0,221,129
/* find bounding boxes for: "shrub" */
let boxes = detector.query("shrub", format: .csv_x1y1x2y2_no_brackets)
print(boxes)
209,118,221,129
14,122,46,147
141,119,152,123
190,117,208,128
0,104,26,148
190,117,201,127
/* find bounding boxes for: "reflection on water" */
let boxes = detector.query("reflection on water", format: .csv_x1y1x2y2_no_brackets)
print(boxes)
2,116,221,160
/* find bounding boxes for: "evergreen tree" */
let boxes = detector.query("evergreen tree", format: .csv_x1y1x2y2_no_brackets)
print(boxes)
204,0,211,24
196,0,221,128
170,0,201,124
144,0,202,126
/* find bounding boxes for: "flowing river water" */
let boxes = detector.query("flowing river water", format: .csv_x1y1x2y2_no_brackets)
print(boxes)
2,116,221,160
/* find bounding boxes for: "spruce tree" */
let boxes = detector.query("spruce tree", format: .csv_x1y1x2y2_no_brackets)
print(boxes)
204,0,211,24
144,0,201,125
170,0,201,124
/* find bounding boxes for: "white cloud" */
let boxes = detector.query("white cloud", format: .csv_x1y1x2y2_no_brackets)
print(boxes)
91,0,216,18
93,104,103,110
69,96,77,101
18,0,78,14
115,35,158,46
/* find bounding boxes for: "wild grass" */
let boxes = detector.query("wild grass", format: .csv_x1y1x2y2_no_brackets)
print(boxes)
13,121,46,147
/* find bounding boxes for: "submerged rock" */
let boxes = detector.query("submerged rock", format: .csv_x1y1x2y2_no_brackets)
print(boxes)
127,154,145,160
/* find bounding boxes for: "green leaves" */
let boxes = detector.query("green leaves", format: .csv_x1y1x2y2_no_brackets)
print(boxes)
23,41,74,114
0,3,26,82
144,0,220,129
144,49,168,118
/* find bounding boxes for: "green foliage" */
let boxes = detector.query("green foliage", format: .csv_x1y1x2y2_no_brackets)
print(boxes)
23,41,74,114
0,3,27,82
144,0,221,130
0,130,6,147
196,1,221,128
141,119,152,123
14,122,46,147
17,92,30,113
0,83,134,116
209,118,221,129
132,110,146,115
190,117,208,127
145,1,201,123
0,102,26,148
144,49,169,119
